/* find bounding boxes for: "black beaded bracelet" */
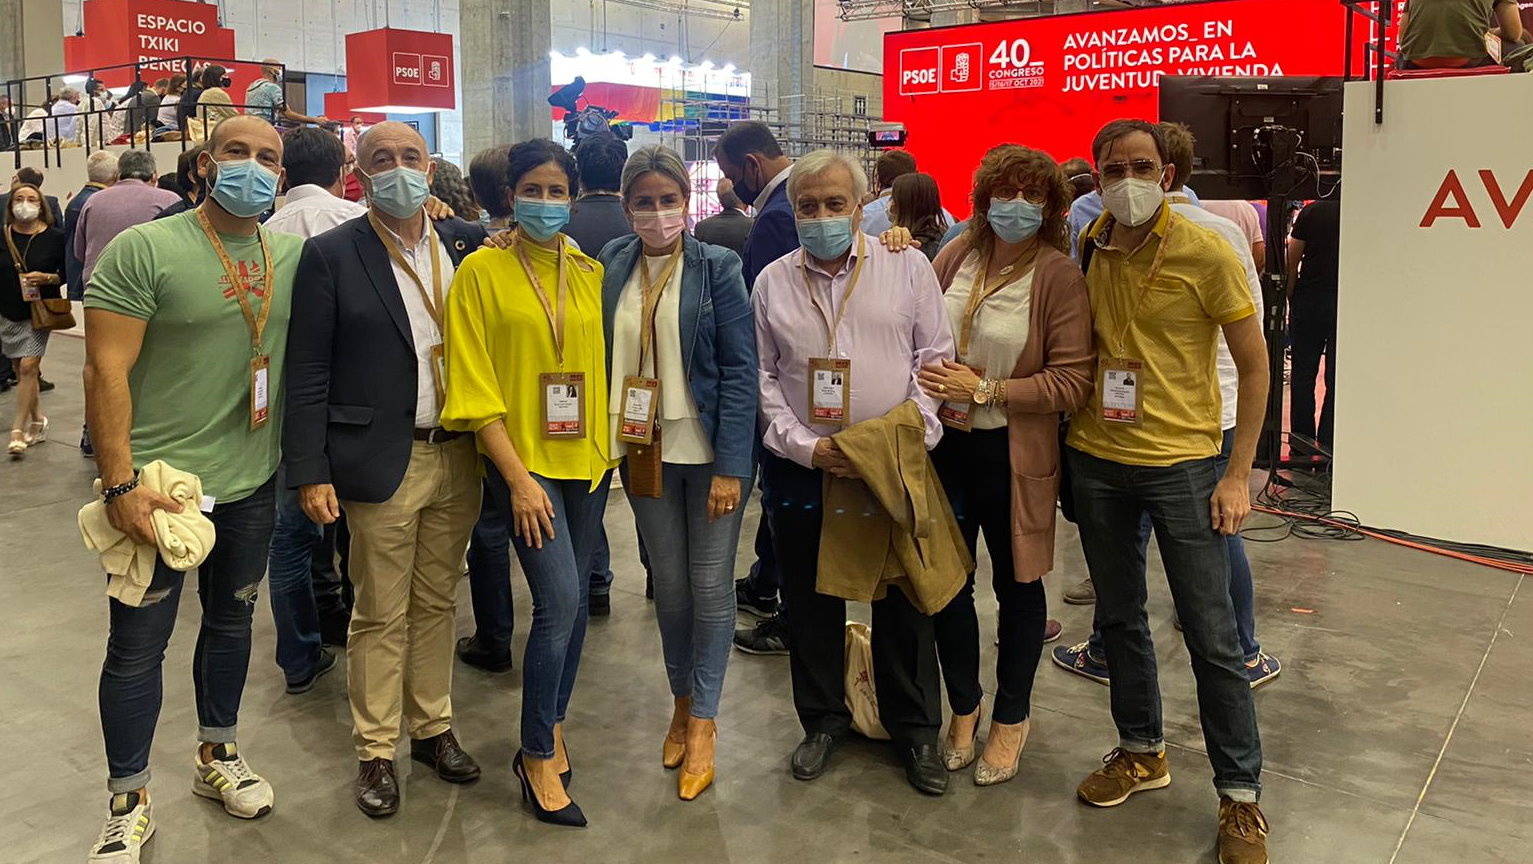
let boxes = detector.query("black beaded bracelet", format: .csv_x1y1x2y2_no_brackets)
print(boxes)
102,473,141,503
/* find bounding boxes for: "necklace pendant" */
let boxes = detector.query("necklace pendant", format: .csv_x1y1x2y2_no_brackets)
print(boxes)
998,264,1015,276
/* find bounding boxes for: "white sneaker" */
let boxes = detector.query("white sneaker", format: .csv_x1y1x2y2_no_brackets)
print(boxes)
88,792,154,863
192,744,275,819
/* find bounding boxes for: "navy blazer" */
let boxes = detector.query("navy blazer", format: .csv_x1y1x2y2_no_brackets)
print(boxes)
283,215,487,503
740,181,797,290
597,233,758,480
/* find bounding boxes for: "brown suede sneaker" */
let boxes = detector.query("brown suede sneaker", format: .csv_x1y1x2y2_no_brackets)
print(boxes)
1076,747,1171,807
1218,797,1269,864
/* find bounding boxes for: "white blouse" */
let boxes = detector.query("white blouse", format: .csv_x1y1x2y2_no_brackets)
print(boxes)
943,250,1034,430
608,254,714,464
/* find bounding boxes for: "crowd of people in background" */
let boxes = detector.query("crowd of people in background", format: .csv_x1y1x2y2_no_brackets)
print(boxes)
0,58,1347,862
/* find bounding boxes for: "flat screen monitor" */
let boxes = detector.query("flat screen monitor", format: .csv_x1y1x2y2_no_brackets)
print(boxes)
1159,75,1343,200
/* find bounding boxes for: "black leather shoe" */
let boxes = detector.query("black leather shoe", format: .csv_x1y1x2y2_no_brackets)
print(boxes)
791,733,838,781
900,744,949,796
457,636,513,673
411,730,481,783
355,758,399,817
589,592,611,617
38,376,55,392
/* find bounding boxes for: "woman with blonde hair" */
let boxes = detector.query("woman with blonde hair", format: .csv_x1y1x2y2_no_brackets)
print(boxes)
596,144,756,801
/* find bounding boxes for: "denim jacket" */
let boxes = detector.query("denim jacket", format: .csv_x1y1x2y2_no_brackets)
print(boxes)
598,233,758,479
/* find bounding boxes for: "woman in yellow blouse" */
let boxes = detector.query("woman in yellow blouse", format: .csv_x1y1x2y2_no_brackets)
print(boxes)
442,138,616,828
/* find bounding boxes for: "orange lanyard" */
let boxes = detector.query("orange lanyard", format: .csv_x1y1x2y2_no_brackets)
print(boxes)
197,207,275,354
637,243,684,374
1099,212,1176,358
515,232,571,368
369,212,444,329
958,246,1037,358
799,232,867,356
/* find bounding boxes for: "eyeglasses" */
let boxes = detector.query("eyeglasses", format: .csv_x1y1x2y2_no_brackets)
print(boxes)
1099,160,1165,183
992,186,1048,205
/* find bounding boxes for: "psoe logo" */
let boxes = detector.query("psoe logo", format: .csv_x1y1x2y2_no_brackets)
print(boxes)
899,47,940,96
941,43,984,93
1419,168,1533,228
392,52,422,85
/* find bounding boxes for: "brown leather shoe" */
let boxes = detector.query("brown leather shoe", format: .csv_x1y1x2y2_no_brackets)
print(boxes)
1218,797,1269,864
410,730,481,783
355,758,398,817
1077,748,1170,807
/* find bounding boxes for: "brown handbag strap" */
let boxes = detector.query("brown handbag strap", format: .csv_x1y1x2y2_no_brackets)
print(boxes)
3,228,25,272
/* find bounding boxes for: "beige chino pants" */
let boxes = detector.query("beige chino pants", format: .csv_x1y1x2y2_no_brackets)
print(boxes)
341,437,481,760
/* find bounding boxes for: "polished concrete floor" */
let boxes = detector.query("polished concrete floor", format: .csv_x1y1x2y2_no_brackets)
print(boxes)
3,335,1529,864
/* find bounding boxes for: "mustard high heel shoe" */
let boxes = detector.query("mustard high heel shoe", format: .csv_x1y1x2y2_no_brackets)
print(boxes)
678,718,716,801
663,697,691,769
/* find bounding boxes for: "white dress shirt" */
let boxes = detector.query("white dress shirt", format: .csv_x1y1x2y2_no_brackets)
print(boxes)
1168,192,1264,431
263,185,368,239
608,255,713,464
753,166,793,212
376,219,456,427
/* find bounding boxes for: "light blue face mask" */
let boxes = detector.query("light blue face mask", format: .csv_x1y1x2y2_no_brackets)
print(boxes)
514,197,571,242
363,165,431,219
987,197,1045,244
207,158,279,218
796,215,856,260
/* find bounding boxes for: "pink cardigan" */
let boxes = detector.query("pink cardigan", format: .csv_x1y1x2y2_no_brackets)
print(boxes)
931,237,1096,582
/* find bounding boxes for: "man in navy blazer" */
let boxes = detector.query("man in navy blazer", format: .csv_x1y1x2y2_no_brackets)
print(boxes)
715,121,799,656
283,122,486,819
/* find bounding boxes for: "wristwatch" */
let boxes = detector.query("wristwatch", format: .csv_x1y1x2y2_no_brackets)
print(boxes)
974,378,995,406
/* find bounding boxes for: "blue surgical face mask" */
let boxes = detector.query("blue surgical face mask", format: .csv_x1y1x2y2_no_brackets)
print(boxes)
796,215,856,261
514,197,571,242
987,197,1045,244
207,158,279,218
363,165,431,220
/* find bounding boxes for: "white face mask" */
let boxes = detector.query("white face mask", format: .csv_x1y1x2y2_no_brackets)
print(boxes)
1101,176,1167,228
11,202,40,222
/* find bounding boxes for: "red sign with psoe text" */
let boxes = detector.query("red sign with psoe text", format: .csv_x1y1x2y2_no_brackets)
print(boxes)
344,28,455,113
883,0,1369,217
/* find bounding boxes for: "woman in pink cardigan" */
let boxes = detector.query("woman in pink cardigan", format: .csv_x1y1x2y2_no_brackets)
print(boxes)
914,145,1095,786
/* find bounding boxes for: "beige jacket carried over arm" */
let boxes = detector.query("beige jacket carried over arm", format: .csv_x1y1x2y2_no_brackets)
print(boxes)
78,460,217,606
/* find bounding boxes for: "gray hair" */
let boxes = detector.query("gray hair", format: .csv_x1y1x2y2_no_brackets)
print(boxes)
620,145,691,204
86,150,119,183
787,149,868,205
117,149,158,182
58,86,81,101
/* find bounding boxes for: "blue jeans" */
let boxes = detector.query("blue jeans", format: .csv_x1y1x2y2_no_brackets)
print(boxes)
1067,446,1262,801
267,464,325,683
1087,428,1262,664
489,462,612,759
99,474,277,793
622,462,751,719
466,476,514,649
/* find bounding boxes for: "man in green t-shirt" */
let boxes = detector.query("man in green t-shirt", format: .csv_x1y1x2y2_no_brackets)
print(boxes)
1400,0,1525,67
82,115,303,864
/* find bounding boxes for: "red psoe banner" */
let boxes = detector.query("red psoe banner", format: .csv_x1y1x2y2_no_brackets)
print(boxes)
63,0,241,89
322,92,387,125
883,0,1370,217
345,28,456,113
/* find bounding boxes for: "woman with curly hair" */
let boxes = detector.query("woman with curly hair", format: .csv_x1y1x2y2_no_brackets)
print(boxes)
916,144,1096,786
430,157,480,222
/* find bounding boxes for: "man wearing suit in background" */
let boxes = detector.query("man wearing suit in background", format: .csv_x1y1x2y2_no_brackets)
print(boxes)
714,121,798,656
283,122,486,819
693,177,754,257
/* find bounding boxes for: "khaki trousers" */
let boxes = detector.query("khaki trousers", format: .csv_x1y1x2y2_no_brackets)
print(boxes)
341,437,480,760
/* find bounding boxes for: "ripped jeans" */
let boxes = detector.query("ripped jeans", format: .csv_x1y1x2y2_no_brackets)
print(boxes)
98,474,276,793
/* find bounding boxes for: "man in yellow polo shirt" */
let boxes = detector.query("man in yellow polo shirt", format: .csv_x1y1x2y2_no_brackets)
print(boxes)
1065,120,1271,864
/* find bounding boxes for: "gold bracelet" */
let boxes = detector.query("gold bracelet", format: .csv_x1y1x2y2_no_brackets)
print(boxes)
992,378,1008,409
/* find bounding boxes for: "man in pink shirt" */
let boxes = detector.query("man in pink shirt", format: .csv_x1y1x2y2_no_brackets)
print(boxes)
75,149,182,286
1203,200,1266,274
753,149,956,795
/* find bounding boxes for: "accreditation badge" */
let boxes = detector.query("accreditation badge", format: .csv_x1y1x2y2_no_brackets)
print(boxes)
937,363,984,432
626,425,664,499
1100,358,1144,425
617,376,661,445
250,354,271,431
540,371,586,438
808,357,852,427
430,343,446,409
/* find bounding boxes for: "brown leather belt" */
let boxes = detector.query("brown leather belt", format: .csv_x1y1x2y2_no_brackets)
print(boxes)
413,427,466,444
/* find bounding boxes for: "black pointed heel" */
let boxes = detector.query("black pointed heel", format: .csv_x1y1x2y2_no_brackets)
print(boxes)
513,751,587,827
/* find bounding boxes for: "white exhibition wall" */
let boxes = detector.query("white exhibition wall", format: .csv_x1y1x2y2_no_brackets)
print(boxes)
1333,77,1533,553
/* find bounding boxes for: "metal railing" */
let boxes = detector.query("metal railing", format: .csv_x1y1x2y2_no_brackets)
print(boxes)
2,56,291,168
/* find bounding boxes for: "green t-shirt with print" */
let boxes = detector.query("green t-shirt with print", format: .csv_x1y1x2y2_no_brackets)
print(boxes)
85,209,303,503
